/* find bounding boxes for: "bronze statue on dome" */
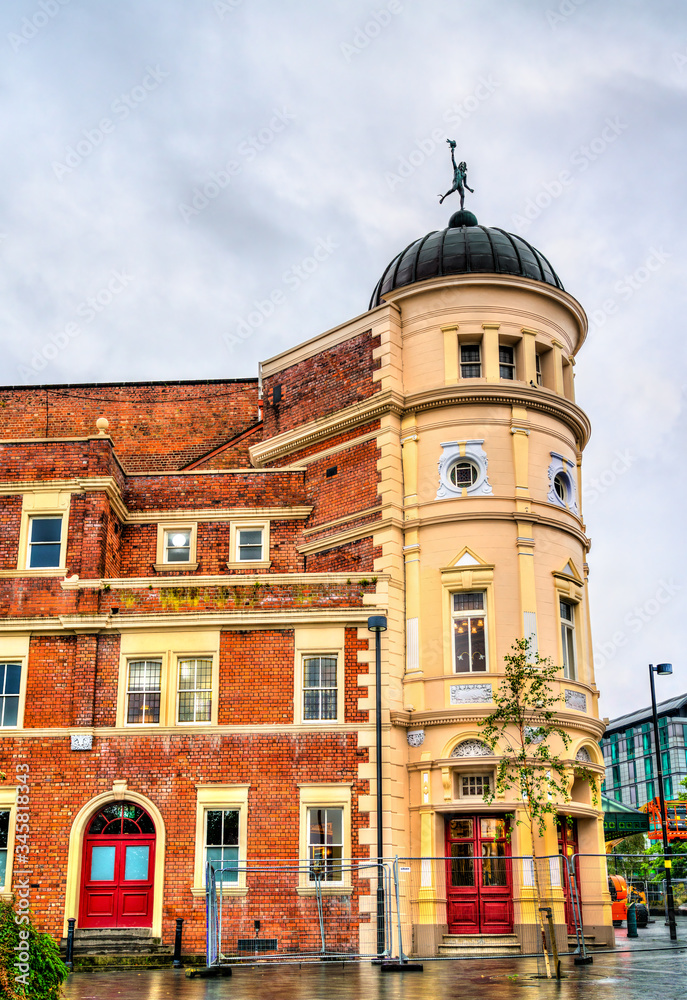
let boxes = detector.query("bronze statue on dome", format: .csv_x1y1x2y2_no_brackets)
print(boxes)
439,139,474,208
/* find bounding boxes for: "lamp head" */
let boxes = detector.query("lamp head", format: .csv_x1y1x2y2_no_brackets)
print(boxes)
367,615,388,633
656,663,673,676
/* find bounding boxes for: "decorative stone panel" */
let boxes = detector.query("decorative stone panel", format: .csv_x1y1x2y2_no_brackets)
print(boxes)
565,689,587,712
70,733,93,751
524,726,545,744
547,452,579,515
450,683,493,705
407,730,425,747
575,746,592,762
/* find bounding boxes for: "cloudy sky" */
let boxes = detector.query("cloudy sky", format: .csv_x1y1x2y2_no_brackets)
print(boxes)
0,0,685,718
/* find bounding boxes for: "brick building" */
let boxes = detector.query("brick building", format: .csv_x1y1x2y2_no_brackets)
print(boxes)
0,208,611,959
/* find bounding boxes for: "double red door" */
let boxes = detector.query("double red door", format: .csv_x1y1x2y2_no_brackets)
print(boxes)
558,819,580,933
446,815,513,934
79,803,155,928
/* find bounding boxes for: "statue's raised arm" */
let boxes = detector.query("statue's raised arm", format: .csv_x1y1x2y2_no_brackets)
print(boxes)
439,139,474,209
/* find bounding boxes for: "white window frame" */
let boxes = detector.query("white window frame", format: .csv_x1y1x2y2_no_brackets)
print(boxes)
560,599,577,680
535,352,543,386
16,492,71,575
451,591,488,674
293,628,345,725
460,342,482,379
498,344,516,380
227,521,270,570
192,785,249,897
155,522,198,571
125,658,163,726
0,787,17,899
302,655,338,723
117,632,220,728
176,657,213,725
298,784,351,894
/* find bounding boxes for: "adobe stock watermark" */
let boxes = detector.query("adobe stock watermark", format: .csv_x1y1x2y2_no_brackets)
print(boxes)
587,246,670,335
223,236,338,351
385,76,499,192
52,66,169,181
178,107,295,223
546,0,586,29
18,269,134,381
594,578,681,671
512,116,628,231
582,449,635,506
340,0,403,61
7,0,71,53
214,0,244,17
14,763,31,989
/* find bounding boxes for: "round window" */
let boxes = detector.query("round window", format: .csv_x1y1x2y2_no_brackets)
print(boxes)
554,472,568,503
449,461,478,488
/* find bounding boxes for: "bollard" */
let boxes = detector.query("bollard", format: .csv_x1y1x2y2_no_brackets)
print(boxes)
65,918,75,971
173,917,184,968
627,902,638,939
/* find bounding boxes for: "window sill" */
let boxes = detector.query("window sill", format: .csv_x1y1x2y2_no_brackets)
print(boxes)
226,561,271,571
296,885,353,897
0,568,66,578
154,563,199,572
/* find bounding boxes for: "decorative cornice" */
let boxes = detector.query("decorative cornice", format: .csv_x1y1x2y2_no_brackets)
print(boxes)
390,708,605,738
298,517,401,556
250,389,404,467
60,571,386,591
127,506,313,524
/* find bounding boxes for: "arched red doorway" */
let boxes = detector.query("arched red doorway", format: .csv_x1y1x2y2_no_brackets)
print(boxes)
79,802,156,928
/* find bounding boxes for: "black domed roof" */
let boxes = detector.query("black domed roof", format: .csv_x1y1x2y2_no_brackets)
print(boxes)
369,219,564,309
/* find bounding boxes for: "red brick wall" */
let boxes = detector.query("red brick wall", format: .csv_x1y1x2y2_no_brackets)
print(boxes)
306,537,377,574
124,471,306,511
0,732,369,951
0,496,21,570
24,636,76,728
218,630,294,725
262,331,380,437
0,381,260,473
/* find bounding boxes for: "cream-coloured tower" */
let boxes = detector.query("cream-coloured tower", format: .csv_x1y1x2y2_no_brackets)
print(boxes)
367,212,610,952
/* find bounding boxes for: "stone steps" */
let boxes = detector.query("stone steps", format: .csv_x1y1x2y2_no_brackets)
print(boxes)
438,933,521,957
60,928,172,958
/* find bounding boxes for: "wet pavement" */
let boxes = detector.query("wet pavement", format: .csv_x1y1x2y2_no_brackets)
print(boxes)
63,922,686,1000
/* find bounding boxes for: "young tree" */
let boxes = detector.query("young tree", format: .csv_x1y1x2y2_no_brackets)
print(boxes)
480,639,598,975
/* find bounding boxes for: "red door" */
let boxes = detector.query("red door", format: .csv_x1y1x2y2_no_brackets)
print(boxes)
79,802,156,928
558,818,580,933
446,815,513,934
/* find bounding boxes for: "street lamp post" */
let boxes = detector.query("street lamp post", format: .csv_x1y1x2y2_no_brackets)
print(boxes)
368,615,387,958
649,663,677,942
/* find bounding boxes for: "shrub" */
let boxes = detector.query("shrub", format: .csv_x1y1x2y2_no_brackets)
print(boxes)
0,899,68,999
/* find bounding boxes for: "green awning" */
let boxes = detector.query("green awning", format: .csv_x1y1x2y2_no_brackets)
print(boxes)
601,793,650,840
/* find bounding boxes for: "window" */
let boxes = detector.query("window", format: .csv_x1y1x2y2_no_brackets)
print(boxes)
452,592,486,673
237,527,263,562
307,807,343,882
560,600,576,680
664,776,673,800
178,658,212,723
629,785,637,806
499,345,515,379
126,660,161,725
164,529,191,563
0,811,8,887
642,726,652,752
602,741,611,760
662,751,671,774
205,809,239,884
27,517,62,569
610,735,618,763
461,775,490,798
614,789,622,803
626,734,635,758
644,757,653,779
612,766,621,787
460,344,481,378
646,780,655,800
0,664,21,728
303,656,337,721
535,353,543,386
547,454,579,514
628,760,637,783
449,461,478,488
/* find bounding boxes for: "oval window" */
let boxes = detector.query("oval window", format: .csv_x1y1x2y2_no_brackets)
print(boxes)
554,472,568,503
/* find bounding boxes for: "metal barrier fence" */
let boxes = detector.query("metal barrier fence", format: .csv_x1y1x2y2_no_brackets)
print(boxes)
206,860,393,965
205,852,682,967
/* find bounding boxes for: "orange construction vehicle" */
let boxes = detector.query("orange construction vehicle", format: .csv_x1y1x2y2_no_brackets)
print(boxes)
608,875,649,928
